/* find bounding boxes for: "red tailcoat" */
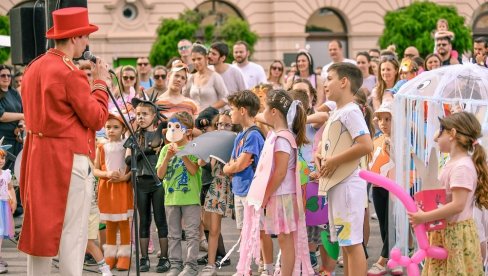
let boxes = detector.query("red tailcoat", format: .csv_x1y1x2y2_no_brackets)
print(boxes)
19,48,109,256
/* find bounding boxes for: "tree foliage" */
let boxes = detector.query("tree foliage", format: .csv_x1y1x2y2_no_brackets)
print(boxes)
379,2,472,58
149,10,258,66
0,15,10,64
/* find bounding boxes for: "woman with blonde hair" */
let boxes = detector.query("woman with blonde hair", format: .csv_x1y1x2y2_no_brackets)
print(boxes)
267,60,285,89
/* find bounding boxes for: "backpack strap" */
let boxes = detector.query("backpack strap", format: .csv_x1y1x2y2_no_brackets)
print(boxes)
239,125,265,172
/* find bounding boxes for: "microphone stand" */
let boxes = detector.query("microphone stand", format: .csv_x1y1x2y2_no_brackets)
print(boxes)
105,73,162,276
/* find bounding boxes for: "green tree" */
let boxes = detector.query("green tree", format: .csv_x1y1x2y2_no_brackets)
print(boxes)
149,10,258,66
0,15,10,64
379,2,472,59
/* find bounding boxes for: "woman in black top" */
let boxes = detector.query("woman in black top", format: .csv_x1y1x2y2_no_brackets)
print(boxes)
0,65,23,167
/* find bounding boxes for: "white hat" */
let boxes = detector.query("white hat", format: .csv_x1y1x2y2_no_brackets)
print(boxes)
374,101,393,115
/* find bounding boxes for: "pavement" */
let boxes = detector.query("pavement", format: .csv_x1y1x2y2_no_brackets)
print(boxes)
2,204,387,275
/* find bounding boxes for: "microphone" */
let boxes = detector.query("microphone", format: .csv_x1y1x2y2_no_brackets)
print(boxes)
84,51,116,75
83,50,97,63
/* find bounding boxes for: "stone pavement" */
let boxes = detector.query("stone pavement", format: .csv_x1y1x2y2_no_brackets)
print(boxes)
2,204,387,275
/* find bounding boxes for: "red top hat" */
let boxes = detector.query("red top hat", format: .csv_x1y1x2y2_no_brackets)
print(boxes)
46,7,99,39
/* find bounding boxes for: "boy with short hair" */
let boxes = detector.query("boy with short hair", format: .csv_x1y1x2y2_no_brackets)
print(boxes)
156,111,202,276
223,90,265,230
317,62,373,276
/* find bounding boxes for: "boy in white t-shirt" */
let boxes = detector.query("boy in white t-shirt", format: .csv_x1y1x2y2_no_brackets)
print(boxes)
316,62,373,276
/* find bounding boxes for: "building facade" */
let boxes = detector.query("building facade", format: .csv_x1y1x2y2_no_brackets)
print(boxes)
2,0,488,68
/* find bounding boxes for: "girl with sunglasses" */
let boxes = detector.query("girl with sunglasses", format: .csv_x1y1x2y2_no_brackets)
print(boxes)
110,65,139,112
267,60,285,90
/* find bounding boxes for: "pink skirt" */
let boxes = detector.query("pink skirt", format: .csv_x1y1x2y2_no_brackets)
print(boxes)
262,194,299,235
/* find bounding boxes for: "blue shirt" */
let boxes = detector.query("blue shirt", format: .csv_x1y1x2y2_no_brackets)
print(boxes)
231,129,265,196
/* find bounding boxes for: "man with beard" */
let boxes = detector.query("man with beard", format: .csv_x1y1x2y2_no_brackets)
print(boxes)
232,41,267,89
435,36,461,66
208,42,246,96
473,36,488,67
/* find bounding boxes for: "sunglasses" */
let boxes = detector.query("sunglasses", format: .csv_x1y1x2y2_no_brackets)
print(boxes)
178,45,191,51
436,43,448,47
438,123,471,138
271,66,283,72
380,55,396,62
154,74,166,80
137,62,149,66
0,74,11,78
123,76,136,81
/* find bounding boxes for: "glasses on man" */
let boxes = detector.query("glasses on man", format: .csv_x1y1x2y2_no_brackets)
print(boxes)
137,62,149,67
0,74,11,78
154,74,166,80
271,66,283,72
122,76,136,81
436,43,448,47
178,45,191,51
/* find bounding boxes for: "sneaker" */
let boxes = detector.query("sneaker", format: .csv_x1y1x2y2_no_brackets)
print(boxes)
197,254,208,265
216,256,231,267
156,257,171,273
390,266,404,275
99,264,113,276
178,264,198,276
84,253,97,266
0,264,7,274
200,239,209,252
200,264,217,276
0,257,7,267
367,263,387,276
337,256,343,267
167,264,183,276
257,260,264,274
260,269,274,276
140,257,150,272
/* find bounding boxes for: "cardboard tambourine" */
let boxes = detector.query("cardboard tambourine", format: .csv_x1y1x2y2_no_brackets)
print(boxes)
318,120,358,195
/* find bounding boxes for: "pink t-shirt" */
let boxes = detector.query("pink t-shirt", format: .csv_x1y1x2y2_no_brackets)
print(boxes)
272,136,297,196
440,156,477,223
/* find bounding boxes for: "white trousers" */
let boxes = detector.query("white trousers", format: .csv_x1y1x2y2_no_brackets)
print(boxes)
27,154,94,276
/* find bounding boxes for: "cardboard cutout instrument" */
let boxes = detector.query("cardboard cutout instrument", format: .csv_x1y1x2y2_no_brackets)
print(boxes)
318,120,358,195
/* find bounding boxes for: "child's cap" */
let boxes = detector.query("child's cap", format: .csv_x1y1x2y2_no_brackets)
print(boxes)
107,112,126,126
170,60,190,73
374,101,393,116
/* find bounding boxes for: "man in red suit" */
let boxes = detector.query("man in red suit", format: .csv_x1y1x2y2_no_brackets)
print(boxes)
19,7,111,276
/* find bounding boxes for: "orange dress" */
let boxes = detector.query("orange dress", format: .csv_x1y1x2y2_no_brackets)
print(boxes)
97,140,134,221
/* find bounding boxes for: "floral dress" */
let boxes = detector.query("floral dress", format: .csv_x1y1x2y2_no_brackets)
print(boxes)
204,161,234,217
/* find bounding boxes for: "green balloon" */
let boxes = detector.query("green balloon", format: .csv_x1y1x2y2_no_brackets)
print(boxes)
320,230,339,260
